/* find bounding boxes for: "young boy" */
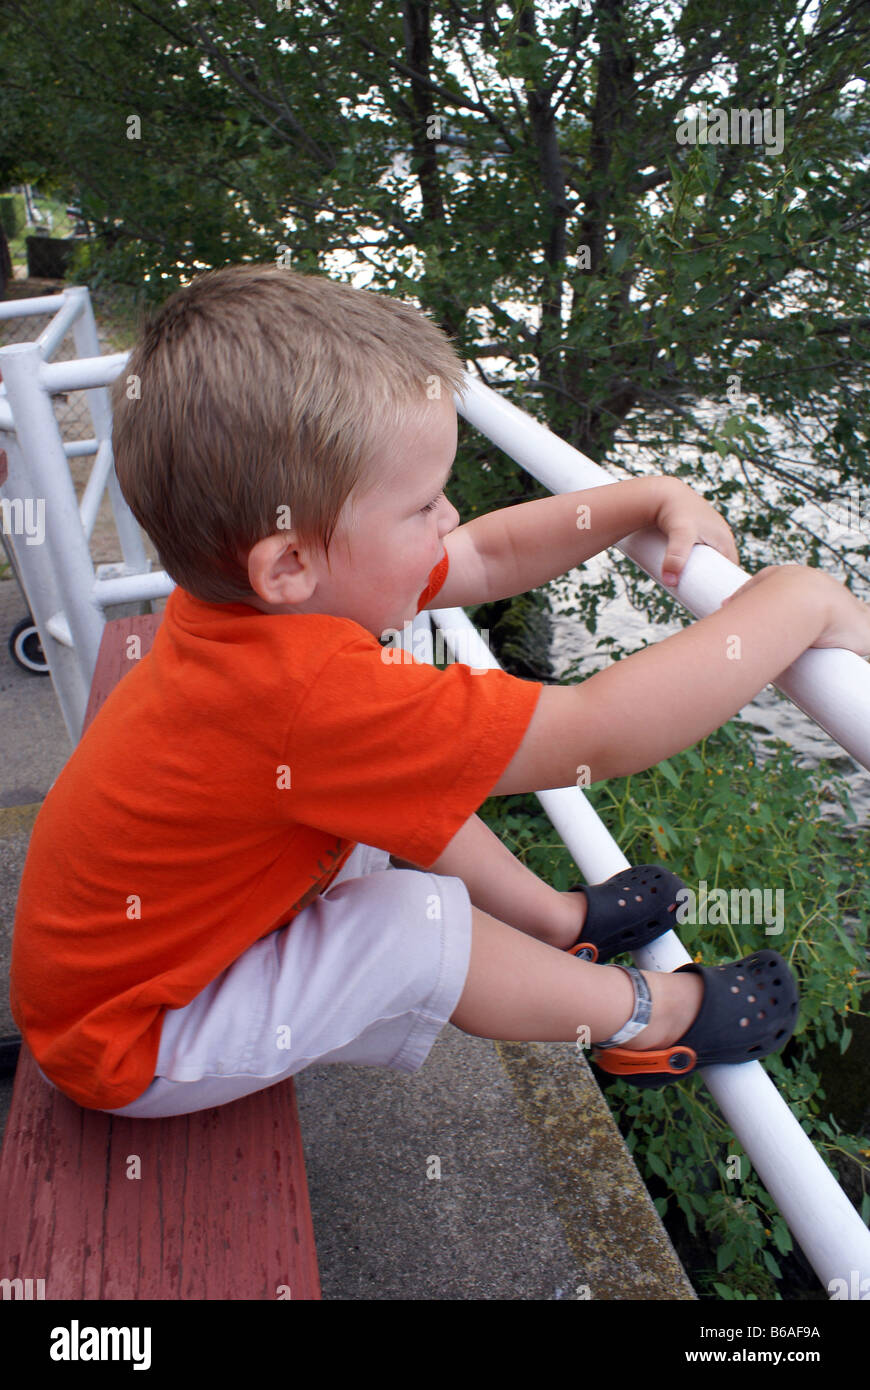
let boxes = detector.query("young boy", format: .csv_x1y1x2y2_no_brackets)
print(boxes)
10,265,870,1115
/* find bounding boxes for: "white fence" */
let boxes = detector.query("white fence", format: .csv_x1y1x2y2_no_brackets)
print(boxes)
1,287,868,1294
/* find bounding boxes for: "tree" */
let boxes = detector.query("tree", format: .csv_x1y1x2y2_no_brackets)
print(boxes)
1,0,868,649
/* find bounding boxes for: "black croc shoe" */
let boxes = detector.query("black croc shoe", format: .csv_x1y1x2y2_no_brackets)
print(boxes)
564,864,686,963
591,950,800,1087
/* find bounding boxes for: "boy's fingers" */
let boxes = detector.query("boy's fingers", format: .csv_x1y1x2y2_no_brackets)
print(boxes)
661,525,696,586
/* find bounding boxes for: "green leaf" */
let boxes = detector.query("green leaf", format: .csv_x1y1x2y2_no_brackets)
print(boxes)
762,1248,782,1279
677,1193,697,1235
658,759,680,788
772,1219,793,1255
647,1150,669,1179
716,1241,738,1272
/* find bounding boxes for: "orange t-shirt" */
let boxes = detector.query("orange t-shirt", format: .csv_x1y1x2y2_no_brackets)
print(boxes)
10,555,543,1109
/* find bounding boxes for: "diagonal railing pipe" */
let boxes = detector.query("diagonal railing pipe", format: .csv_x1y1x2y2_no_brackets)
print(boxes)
428,602,870,1296
443,374,870,1294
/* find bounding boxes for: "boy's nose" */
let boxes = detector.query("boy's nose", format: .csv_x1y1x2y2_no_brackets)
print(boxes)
440,498,460,533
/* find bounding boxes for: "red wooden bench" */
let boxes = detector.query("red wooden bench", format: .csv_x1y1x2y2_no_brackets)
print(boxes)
0,613,321,1299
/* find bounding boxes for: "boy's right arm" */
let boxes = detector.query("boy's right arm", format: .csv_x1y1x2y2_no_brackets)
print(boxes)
493,565,870,793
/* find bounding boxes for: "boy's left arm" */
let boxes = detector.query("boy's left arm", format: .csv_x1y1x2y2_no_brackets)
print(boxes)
390,812,583,950
434,475,740,609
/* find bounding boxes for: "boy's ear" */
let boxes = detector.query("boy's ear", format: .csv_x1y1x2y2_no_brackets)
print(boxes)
246,532,319,607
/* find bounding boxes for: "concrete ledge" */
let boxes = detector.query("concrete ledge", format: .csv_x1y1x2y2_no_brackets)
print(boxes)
495,1039,695,1299
291,1026,694,1299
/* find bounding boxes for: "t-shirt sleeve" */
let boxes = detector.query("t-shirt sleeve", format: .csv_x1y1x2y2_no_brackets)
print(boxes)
283,636,543,867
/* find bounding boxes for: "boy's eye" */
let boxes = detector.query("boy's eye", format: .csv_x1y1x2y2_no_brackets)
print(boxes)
421,491,444,513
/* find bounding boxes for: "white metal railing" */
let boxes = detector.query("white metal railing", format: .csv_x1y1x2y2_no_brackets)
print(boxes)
425,612,870,1299
0,290,151,740
443,381,870,1294
1,289,868,1294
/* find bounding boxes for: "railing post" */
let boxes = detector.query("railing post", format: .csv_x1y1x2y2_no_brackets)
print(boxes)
67,287,149,577
0,342,104,741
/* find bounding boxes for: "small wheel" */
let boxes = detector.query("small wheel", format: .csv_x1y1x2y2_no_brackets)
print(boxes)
8,617,49,674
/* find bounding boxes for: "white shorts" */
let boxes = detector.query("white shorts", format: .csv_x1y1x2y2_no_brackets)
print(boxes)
45,843,472,1118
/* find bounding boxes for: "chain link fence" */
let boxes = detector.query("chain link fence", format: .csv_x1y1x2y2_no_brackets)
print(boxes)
0,276,141,442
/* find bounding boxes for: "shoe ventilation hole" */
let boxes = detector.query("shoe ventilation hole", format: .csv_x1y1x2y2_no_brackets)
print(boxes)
740,1018,750,1027
618,898,627,907
737,974,745,982
747,995,756,1003
731,986,740,994
635,895,643,902
758,1011,766,1019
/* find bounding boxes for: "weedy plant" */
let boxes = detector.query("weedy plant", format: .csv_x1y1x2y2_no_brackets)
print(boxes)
479,718,870,1299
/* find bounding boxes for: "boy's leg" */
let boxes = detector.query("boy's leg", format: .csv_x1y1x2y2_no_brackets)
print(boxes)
451,905,703,1050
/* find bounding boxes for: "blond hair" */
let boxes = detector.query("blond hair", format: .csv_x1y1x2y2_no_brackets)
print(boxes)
111,264,467,603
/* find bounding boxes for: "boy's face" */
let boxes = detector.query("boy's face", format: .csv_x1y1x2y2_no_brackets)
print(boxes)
329,392,461,636
248,392,461,637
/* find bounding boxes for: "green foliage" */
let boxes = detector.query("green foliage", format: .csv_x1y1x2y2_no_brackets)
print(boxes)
478,719,870,1298
0,193,25,238
1,0,866,644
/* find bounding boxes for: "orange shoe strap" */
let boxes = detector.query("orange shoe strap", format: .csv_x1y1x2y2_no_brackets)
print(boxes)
592,1044,697,1076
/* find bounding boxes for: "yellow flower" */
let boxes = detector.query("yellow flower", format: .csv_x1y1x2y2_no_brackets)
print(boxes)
694,951,703,963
